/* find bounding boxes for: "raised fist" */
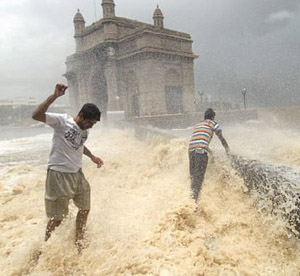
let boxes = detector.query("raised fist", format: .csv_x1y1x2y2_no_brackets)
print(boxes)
54,84,68,98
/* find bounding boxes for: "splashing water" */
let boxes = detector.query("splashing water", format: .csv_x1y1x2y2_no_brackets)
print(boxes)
1,115,300,275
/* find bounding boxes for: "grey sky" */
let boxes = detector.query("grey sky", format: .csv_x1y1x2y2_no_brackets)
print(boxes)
0,0,299,106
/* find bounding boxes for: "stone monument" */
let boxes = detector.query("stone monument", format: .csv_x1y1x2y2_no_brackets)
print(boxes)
65,0,198,120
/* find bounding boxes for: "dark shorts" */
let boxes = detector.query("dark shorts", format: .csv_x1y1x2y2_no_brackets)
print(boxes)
45,169,90,220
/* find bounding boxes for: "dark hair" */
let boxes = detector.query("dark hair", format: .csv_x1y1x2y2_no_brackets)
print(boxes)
204,108,215,120
78,103,101,121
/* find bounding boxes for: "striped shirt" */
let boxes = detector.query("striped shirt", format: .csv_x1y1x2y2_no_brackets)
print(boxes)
188,119,221,152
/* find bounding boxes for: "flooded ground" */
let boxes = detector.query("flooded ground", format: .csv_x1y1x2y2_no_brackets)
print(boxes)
1,109,300,275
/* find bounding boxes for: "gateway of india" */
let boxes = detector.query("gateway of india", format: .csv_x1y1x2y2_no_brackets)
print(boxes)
65,0,198,123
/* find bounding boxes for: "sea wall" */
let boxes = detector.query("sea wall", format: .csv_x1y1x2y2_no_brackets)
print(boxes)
128,109,258,129
231,154,300,238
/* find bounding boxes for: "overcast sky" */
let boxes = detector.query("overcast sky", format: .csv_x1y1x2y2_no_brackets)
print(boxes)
1,0,300,106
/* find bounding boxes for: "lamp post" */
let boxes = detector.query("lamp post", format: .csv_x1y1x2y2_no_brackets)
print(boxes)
116,95,120,110
198,91,204,104
242,88,247,110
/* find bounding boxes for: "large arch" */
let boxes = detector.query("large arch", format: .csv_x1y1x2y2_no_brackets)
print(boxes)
90,69,108,120
124,70,140,117
165,68,183,114
65,72,80,114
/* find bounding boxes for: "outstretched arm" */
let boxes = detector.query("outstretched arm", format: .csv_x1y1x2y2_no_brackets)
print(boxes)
32,84,68,123
84,146,104,168
216,130,229,153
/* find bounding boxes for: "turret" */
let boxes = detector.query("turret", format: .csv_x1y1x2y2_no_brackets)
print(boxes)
153,5,164,28
73,9,85,35
73,9,85,52
102,0,115,18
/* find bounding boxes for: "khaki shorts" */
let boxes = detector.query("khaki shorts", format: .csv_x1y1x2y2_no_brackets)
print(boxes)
45,169,90,220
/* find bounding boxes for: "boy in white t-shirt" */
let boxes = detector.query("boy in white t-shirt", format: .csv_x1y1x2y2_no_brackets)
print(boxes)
32,84,103,252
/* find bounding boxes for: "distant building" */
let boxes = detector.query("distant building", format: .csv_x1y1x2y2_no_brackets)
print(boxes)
65,0,198,119
0,97,37,106
0,97,66,125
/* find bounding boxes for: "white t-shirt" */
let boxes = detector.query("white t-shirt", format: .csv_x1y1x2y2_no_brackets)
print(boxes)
45,112,88,173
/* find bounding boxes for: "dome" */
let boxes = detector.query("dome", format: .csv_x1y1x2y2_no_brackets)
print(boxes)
153,5,163,18
102,0,115,5
73,9,85,22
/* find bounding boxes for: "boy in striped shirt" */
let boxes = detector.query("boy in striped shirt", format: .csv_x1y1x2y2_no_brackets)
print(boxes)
188,108,229,202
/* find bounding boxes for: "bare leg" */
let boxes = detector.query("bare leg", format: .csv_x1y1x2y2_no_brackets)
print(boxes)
45,219,62,241
75,210,89,252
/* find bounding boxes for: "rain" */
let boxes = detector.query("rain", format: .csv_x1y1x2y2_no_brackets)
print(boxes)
1,0,300,275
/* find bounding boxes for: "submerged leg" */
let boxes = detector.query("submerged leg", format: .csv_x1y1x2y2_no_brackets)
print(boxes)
75,209,90,252
189,151,208,203
191,175,205,202
45,219,62,241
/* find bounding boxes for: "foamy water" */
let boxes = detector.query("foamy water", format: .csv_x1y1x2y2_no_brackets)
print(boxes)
1,114,300,275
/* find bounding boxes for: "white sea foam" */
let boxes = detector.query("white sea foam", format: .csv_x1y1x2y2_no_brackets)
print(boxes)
1,112,300,275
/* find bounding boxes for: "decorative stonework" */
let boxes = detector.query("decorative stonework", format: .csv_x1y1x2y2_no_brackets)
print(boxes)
65,0,198,118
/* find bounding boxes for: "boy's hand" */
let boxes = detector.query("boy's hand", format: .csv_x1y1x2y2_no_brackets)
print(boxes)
54,84,68,98
91,155,104,168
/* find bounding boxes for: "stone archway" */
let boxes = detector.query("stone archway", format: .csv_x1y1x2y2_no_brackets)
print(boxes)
125,70,140,117
165,69,183,114
65,72,80,114
90,70,108,120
